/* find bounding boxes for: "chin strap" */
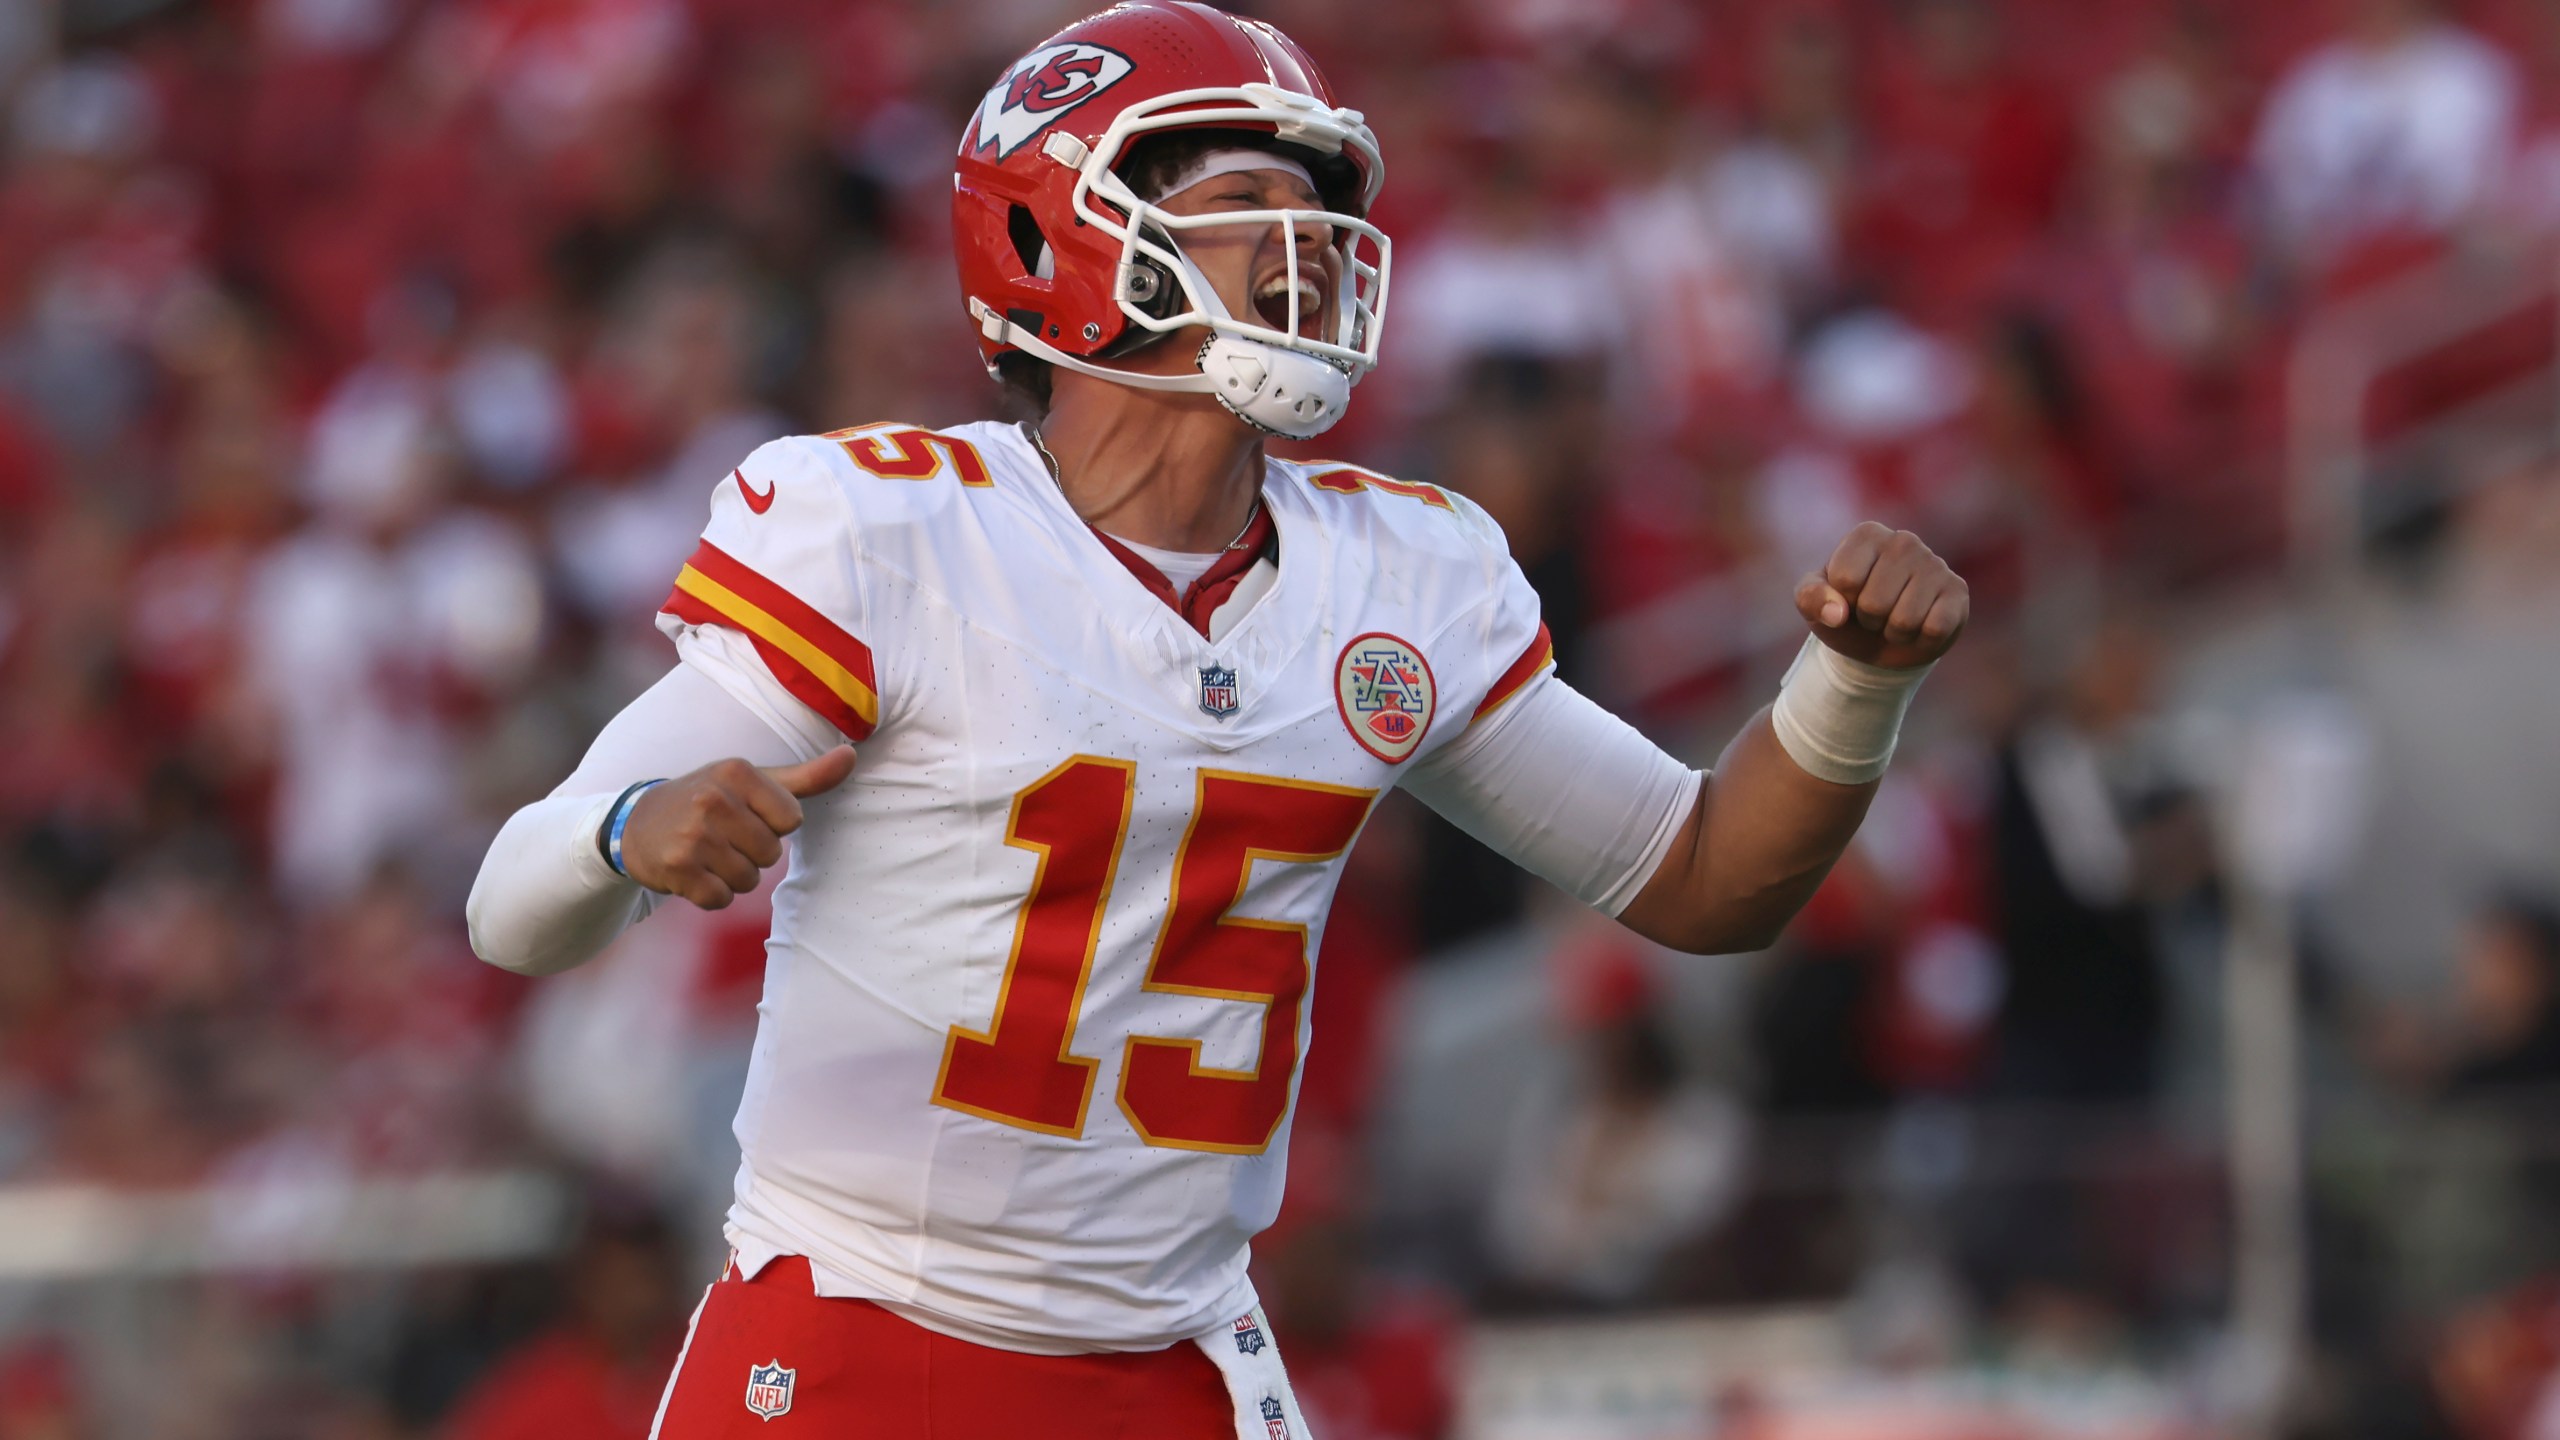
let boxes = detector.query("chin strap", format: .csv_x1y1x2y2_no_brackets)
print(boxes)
971,299,1212,393
971,298,1352,440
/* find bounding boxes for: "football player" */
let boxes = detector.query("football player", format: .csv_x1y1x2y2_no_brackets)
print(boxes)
468,3,1966,1436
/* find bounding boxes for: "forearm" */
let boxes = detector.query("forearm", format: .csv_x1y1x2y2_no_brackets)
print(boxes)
466,645,815,976
1620,626,1937,953
468,791,655,976
1618,709,1876,954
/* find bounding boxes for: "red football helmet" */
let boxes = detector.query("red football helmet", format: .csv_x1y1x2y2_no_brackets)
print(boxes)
951,2,1390,439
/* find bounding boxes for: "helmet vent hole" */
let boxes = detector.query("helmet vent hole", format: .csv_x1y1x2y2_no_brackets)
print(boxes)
1007,205,1052,280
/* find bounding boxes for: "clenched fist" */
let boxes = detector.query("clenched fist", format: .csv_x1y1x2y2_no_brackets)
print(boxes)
1794,522,1969,671
620,747,856,908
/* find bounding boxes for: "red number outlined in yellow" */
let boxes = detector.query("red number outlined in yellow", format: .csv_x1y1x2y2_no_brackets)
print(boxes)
824,424,995,487
931,756,1135,1136
1306,465,1453,510
932,763,1376,1151
1118,770,1377,1154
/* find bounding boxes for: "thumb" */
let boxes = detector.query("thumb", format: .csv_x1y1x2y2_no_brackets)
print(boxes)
764,745,857,799
1794,572,1851,630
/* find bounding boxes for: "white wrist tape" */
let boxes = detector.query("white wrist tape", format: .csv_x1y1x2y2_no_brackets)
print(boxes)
1769,635,1931,785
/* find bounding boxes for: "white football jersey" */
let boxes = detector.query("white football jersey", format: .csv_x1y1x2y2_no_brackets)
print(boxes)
655,420,1553,1353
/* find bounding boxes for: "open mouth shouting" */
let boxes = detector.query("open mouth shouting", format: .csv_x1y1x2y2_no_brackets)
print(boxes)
1251,269,1328,339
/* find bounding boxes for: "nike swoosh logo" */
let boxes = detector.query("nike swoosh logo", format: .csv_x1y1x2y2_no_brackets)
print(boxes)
736,468,775,514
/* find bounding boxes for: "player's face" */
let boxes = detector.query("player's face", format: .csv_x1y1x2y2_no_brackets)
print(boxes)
1154,167,1343,347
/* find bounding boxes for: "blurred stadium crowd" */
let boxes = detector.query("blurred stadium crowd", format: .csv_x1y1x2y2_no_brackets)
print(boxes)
9,0,2560,1434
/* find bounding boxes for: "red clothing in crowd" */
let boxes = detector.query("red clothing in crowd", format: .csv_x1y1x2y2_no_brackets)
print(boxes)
1285,1292,1460,1440
444,1332,676,1440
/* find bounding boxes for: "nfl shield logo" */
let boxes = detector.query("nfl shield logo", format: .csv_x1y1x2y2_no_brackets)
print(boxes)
1232,1313,1267,1355
1261,1394,1291,1440
1198,664,1240,720
744,1360,795,1421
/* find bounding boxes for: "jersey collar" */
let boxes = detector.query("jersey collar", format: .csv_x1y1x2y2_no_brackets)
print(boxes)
1087,506,1277,639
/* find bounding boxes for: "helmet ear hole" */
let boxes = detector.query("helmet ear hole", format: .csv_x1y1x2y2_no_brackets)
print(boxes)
1007,205,1053,280
1122,221,1183,323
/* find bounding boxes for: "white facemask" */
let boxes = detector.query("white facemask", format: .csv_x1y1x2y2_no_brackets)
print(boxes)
968,84,1392,440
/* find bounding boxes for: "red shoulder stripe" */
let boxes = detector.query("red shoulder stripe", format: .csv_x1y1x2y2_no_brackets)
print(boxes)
661,540,879,740
1472,623,1554,722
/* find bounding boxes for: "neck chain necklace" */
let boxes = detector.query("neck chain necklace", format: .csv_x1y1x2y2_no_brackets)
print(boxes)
1029,425,1263,553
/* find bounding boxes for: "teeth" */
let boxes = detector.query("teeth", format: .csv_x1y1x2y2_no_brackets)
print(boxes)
1253,276,1322,308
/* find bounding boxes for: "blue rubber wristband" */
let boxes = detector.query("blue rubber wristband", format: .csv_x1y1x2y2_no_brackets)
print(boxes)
602,780,667,878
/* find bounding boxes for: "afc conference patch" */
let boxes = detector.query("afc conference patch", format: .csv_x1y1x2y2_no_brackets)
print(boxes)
1232,1313,1267,1355
744,1359,795,1421
1334,632,1436,763
1199,663,1240,720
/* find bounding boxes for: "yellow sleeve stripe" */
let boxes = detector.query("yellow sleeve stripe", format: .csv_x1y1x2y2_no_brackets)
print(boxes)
666,545,880,738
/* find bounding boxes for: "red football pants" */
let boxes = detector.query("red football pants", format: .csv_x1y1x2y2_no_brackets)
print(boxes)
650,1257,1237,1438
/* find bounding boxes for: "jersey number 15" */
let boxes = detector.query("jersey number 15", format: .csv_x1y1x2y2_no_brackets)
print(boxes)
931,758,1375,1155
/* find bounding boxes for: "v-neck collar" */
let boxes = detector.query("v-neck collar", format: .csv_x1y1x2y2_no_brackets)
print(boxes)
1007,422,1292,652
1088,506,1276,638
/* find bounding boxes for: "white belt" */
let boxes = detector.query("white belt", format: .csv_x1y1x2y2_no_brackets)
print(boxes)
1191,1303,1313,1440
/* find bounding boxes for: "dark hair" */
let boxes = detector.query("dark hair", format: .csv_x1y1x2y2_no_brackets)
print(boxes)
1119,128,1362,210
1125,129,1253,204
993,350,1052,418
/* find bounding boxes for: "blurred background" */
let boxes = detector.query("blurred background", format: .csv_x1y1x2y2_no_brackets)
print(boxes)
8,0,2560,1434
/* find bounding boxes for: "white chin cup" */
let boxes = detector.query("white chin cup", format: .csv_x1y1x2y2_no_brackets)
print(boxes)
1196,334,1352,439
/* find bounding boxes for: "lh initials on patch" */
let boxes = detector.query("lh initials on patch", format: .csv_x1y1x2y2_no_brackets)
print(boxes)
1334,633,1436,763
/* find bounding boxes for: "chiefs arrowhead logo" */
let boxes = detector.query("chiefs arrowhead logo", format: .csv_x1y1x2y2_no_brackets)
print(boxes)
1007,51,1105,114
736,468,775,514
967,42,1134,160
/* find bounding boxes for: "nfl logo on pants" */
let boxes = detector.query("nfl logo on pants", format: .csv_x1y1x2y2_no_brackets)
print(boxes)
744,1360,795,1421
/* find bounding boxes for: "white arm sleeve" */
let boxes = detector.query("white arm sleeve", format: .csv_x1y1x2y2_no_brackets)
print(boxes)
1403,675,1704,916
465,657,812,977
